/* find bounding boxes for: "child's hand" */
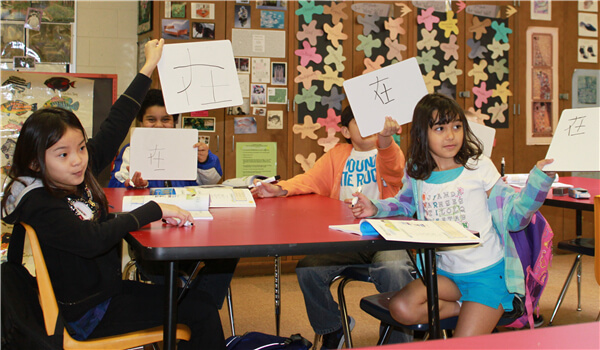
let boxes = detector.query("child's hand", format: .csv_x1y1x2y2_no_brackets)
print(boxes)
347,192,378,218
194,142,209,163
140,38,165,77
124,167,149,188
250,181,287,198
536,158,556,178
158,203,194,227
378,117,402,149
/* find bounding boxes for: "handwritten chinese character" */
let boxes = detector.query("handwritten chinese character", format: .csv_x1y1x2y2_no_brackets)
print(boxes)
369,76,395,105
147,145,166,170
565,115,586,136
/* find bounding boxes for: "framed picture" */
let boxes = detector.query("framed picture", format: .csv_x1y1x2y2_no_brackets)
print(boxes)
172,2,186,18
13,56,35,69
138,0,152,35
579,0,598,12
236,57,250,73
267,87,287,104
162,19,189,40
234,5,251,28
192,22,215,39
183,116,216,132
271,62,287,85
578,38,598,63
530,0,551,21
191,3,215,20
24,8,43,31
572,69,600,108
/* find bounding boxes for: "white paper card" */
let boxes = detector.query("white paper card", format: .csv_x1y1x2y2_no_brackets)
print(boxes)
343,57,428,137
467,120,496,158
157,40,243,114
129,128,198,180
544,107,600,171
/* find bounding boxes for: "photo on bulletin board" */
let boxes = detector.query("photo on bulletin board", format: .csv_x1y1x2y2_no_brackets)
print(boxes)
138,0,152,34
260,10,285,29
251,84,267,106
234,116,258,134
183,116,216,132
192,22,215,39
1,22,25,59
578,38,598,63
530,0,551,21
253,107,267,116
252,57,270,83
238,74,250,97
267,110,284,129
267,87,287,104
256,0,287,10
198,135,210,146
271,62,286,85
27,23,72,63
234,5,251,28
579,13,599,37
236,57,250,73
13,56,35,69
191,3,215,20
24,8,42,31
228,98,250,115
579,0,598,12
572,69,600,108
162,19,189,40
171,2,186,18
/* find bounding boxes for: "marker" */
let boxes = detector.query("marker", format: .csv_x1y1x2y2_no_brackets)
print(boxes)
248,175,281,188
501,157,505,177
351,186,363,207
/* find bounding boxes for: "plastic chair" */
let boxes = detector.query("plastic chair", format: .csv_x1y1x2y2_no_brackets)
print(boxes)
21,222,191,350
359,291,525,345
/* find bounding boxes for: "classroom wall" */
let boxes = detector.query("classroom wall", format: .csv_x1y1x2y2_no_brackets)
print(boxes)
74,0,137,95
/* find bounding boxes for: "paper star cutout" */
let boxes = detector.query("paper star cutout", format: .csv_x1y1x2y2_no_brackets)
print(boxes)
467,38,488,59
356,34,382,58
295,40,323,66
417,28,440,50
487,58,509,80
466,107,490,124
320,86,346,111
293,115,322,140
395,3,412,17
319,65,344,91
469,17,491,40
439,61,463,85
491,21,512,43
317,108,341,132
295,0,324,23
492,81,513,104
439,11,459,38
506,5,517,18
467,60,488,85
472,82,493,108
422,70,441,93
294,86,322,111
323,22,348,48
317,128,340,152
487,102,508,124
416,49,440,72
296,20,324,46
385,17,405,40
456,0,466,13
295,152,317,172
436,81,455,98
417,7,440,32
324,45,347,72
440,34,459,61
384,37,407,61
294,65,322,89
363,55,385,74
323,2,348,24
487,39,510,59
357,14,381,35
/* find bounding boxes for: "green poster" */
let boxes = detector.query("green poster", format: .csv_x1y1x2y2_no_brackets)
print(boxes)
236,142,277,177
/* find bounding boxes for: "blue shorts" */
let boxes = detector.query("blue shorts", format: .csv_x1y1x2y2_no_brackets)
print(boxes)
438,259,514,311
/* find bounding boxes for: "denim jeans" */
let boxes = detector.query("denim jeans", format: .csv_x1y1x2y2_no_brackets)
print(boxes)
296,250,414,343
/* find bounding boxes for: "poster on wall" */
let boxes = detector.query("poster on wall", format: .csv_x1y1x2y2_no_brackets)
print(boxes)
138,0,152,34
572,69,600,108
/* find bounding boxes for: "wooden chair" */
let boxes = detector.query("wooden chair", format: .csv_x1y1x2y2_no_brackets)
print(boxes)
21,222,191,350
595,195,600,321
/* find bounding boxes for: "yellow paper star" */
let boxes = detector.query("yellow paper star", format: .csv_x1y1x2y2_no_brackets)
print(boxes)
384,17,405,40
294,65,322,89
487,102,508,124
416,28,440,50
295,152,317,172
319,65,344,91
467,60,488,85
438,11,459,38
324,22,348,48
492,81,513,104
487,39,510,60
293,115,322,140
422,70,441,93
439,61,463,85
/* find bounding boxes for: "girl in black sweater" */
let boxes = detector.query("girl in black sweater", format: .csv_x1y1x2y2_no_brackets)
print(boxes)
1,38,226,349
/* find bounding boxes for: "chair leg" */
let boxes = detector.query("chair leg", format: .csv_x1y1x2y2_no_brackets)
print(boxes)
549,254,582,325
377,325,392,346
576,259,582,311
227,285,236,336
312,334,321,350
274,256,281,336
337,277,354,348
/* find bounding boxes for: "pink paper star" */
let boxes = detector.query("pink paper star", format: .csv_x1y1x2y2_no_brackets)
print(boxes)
317,108,341,132
417,7,440,32
472,82,493,108
296,20,324,46
440,34,459,60
295,40,323,66
317,128,340,152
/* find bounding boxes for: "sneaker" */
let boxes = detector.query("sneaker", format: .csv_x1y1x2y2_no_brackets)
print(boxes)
321,316,355,350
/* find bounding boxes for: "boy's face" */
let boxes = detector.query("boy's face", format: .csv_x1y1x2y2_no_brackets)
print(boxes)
44,127,88,191
341,119,378,152
141,106,175,128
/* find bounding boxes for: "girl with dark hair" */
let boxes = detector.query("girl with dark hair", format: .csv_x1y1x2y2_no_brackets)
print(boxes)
350,93,556,337
1,38,226,349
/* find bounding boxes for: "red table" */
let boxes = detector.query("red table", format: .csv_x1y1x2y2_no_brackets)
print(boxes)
105,188,464,349
543,177,598,235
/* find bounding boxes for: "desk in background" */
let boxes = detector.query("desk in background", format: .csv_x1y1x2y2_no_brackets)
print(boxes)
543,177,598,237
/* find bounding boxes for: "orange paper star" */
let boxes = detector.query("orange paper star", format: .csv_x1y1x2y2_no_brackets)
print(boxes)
293,115,322,140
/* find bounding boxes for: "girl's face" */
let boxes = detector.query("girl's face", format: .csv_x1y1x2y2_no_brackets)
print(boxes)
427,111,464,171
141,106,175,128
44,127,88,191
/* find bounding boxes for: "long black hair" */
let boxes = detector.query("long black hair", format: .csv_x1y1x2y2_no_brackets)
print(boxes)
407,93,483,180
1,107,108,212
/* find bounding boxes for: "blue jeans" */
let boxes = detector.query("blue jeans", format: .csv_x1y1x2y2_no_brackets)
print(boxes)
296,250,414,342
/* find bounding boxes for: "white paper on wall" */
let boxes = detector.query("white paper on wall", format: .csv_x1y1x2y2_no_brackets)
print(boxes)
343,57,428,137
544,107,600,172
129,128,199,180
157,40,243,115
467,120,496,158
